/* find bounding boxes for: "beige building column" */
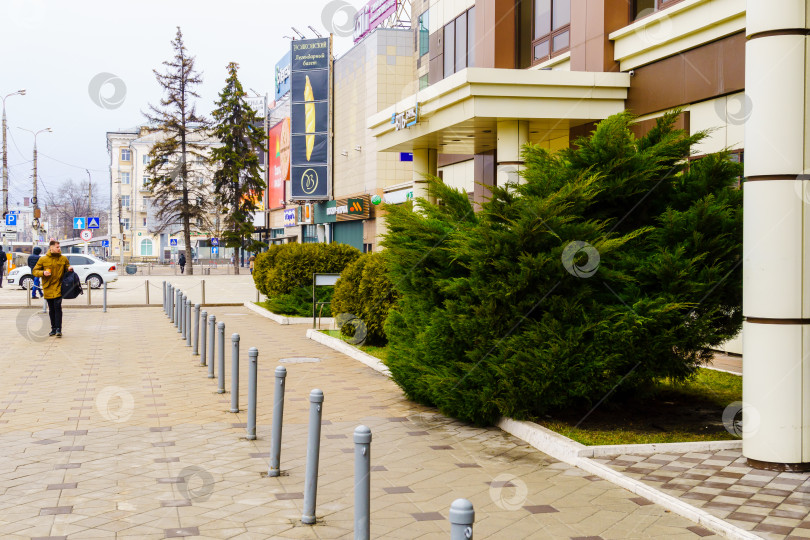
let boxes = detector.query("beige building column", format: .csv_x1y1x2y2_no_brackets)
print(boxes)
413,148,437,208
496,120,529,187
742,0,810,470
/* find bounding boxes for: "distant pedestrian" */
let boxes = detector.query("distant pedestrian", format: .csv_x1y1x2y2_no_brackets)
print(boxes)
0,245,5,288
178,253,186,274
230,255,235,266
27,246,43,298
32,240,73,337
249,255,255,274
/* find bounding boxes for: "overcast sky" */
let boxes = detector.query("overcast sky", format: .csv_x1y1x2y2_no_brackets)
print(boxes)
1,0,358,206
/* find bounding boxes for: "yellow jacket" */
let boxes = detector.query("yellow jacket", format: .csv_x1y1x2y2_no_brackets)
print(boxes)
32,252,71,299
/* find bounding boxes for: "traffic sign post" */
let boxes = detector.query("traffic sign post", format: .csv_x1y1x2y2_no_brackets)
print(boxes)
87,217,100,229
101,240,110,247
80,229,93,241
73,217,85,229
170,239,178,246
5,214,17,227
210,238,219,246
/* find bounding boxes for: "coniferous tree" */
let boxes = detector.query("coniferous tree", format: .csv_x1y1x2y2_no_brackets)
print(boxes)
210,62,267,274
382,111,743,425
144,27,211,273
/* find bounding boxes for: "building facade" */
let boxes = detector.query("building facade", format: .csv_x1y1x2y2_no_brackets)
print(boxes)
106,126,224,263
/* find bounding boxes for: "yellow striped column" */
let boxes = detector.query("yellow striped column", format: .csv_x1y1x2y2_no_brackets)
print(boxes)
743,0,810,470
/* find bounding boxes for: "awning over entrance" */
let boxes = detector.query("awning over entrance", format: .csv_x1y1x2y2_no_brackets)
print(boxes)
368,67,631,154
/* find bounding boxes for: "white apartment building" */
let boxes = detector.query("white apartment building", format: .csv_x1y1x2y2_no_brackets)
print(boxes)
106,126,221,263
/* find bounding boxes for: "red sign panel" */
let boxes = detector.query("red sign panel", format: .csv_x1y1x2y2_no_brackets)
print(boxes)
268,118,291,210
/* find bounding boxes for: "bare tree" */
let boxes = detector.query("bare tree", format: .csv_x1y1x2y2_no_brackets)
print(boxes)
143,27,212,274
46,179,108,241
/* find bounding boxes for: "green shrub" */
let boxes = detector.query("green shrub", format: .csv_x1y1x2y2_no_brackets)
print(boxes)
332,252,398,345
252,242,361,315
263,286,335,317
382,111,743,425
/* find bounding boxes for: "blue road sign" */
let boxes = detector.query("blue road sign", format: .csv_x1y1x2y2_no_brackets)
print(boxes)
5,214,17,226
101,240,110,247
170,239,178,246
73,217,85,229
87,217,100,229
212,246,219,255
210,238,219,246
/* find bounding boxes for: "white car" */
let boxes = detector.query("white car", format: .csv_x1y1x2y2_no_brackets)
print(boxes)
7,254,118,289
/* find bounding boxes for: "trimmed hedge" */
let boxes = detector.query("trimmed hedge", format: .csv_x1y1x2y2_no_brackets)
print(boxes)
253,242,361,316
331,252,398,345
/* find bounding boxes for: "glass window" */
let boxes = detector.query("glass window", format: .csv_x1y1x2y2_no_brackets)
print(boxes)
140,238,153,256
532,0,571,64
418,9,430,57
121,195,130,208
455,12,467,72
123,241,130,252
633,0,684,20
443,21,455,77
467,7,475,67
121,218,130,230
121,172,130,185
143,155,149,165
419,74,429,90
121,148,131,161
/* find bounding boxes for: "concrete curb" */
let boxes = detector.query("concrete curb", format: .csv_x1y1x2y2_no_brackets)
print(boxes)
243,301,335,327
0,303,244,310
305,328,391,377
305,329,756,539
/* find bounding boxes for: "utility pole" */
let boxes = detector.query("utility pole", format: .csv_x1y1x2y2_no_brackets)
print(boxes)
2,89,26,250
86,169,92,255
19,127,51,251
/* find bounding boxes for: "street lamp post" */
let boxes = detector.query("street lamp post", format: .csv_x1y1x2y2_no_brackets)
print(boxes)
2,89,26,249
18,127,52,250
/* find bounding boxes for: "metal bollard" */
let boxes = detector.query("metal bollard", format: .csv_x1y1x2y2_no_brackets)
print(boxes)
27,280,31,307
302,389,324,525
207,315,216,378
163,281,167,314
175,290,181,328
87,282,91,305
217,321,225,392
193,304,200,355
449,499,475,540
103,280,107,313
247,347,258,440
201,279,206,305
180,294,186,338
230,333,240,412
145,279,150,305
354,425,371,540
267,366,287,477
186,300,192,347
42,297,47,314
200,310,208,366
167,284,172,318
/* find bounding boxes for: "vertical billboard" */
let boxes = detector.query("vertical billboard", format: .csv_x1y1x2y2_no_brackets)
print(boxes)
290,37,331,200
268,118,290,210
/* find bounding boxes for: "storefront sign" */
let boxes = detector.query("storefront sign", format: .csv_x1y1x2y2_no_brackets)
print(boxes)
290,37,331,200
327,195,370,222
268,118,290,210
382,187,413,205
283,208,297,227
391,105,418,130
275,51,292,101
297,204,313,224
245,96,266,119
354,0,398,43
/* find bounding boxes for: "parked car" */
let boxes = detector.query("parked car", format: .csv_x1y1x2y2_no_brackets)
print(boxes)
6,254,118,289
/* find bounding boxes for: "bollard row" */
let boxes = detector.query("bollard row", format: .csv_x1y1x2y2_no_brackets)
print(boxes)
161,284,475,540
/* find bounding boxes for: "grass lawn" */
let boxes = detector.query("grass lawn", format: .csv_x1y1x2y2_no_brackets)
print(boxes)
316,329,741,446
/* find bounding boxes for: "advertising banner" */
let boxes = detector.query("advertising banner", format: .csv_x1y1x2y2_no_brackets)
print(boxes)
268,118,290,210
275,51,292,101
354,0,399,43
290,37,331,200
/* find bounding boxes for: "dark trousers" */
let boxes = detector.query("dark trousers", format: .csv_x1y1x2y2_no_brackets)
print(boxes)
46,297,63,330
180,265,185,274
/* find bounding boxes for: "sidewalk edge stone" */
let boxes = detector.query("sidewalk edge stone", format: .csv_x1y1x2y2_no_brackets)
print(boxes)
243,301,334,326
305,329,391,377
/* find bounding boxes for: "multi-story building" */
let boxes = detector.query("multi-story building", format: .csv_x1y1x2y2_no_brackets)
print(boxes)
106,126,222,263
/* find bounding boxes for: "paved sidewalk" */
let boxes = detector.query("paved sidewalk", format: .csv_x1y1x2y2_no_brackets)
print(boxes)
0,306,714,539
594,451,810,539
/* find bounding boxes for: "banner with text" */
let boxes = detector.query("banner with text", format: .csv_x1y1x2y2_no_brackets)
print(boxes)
268,118,290,210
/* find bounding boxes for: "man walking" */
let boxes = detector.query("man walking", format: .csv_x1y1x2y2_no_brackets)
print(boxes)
0,245,5,288
178,252,186,274
27,246,43,298
32,241,73,337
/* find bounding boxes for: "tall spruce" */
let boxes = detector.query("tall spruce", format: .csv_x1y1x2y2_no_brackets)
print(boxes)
382,111,743,425
210,62,267,274
144,27,211,273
